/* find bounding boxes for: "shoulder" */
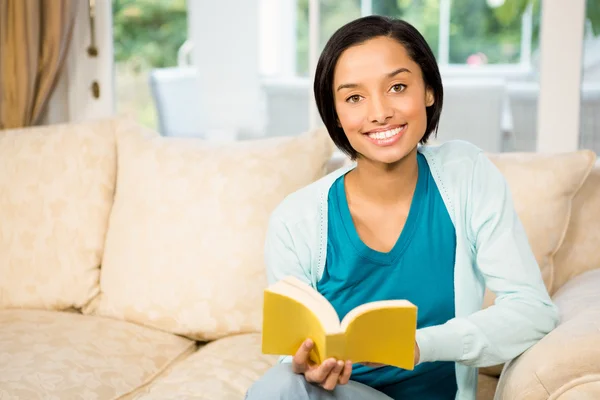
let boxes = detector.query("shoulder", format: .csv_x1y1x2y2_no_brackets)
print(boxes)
419,140,505,223
419,140,503,187
419,139,484,171
269,163,354,228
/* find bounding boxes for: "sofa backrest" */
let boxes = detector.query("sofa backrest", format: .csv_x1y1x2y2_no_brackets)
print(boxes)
553,162,600,293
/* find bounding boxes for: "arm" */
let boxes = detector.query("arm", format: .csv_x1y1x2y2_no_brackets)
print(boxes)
264,212,312,287
416,152,559,367
263,212,311,364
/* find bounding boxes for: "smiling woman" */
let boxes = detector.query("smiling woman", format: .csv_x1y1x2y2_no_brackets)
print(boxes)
246,15,558,400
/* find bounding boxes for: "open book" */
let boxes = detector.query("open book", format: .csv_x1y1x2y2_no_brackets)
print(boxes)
261,276,418,370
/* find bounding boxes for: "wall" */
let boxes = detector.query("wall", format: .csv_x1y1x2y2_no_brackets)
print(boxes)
44,0,114,124
536,0,586,152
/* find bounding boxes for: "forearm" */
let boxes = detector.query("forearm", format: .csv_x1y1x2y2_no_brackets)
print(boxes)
416,294,558,367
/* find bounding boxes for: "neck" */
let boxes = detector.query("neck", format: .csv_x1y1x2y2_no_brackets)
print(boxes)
346,147,419,206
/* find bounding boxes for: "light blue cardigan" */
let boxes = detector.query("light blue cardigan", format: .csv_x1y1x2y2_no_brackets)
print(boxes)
264,140,559,400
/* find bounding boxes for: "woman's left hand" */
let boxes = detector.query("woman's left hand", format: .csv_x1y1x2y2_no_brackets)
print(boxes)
415,341,420,364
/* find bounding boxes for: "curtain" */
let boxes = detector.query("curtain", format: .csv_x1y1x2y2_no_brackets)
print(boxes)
0,0,78,129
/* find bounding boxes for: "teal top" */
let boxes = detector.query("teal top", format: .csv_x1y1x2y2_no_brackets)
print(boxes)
318,153,457,399
266,141,558,400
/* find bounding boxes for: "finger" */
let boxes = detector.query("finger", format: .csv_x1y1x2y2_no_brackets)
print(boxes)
292,339,313,373
321,360,344,391
338,360,353,385
306,358,336,383
414,342,420,365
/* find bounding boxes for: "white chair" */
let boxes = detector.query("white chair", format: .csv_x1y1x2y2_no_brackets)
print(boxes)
579,83,600,153
435,78,507,152
506,81,539,152
260,77,311,138
148,67,204,137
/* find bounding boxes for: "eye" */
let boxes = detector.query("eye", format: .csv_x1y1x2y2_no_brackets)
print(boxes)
346,94,363,104
390,84,406,93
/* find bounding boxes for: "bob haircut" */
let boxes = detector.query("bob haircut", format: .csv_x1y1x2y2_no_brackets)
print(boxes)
313,15,444,159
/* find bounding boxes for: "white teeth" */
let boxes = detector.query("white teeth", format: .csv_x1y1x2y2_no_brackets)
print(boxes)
367,126,403,140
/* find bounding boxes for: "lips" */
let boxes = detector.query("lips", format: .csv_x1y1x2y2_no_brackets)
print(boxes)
363,124,407,146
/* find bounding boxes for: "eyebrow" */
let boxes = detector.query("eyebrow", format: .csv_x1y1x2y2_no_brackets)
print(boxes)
336,67,412,92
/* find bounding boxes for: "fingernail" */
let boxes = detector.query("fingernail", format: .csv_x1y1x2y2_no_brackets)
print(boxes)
304,339,313,348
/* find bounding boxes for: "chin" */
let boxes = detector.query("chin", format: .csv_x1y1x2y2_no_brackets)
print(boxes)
360,147,413,165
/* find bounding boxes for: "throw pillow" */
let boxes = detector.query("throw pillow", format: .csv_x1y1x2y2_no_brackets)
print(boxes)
0,119,117,310
84,121,334,340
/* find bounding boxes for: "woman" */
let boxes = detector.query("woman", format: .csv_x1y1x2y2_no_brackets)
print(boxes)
246,15,557,400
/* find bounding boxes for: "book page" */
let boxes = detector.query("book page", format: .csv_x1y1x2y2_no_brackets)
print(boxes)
340,299,414,331
341,300,417,369
268,277,341,334
263,278,343,364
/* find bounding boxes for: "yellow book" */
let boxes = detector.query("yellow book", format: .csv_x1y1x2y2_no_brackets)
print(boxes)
261,276,418,370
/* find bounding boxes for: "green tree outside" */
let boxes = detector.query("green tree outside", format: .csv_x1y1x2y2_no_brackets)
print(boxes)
112,0,598,129
295,0,600,75
113,0,188,71
112,0,188,130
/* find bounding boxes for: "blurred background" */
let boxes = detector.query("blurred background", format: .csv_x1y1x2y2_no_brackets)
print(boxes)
111,0,599,153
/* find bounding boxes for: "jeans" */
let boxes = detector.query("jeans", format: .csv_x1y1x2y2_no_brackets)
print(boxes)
245,363,393,400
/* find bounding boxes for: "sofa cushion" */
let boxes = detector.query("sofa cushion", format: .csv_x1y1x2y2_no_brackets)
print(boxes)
555,382,600,400
477,374,499,400
483,150,596,302
85,121,334,340
122,333,276,400
0,309,194,399
553,163,600,293
0,120,117,310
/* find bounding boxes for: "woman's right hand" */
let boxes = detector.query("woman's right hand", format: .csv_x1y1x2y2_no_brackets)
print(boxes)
292,339,353,391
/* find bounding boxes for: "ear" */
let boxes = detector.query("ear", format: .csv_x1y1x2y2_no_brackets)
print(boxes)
425,87,435,107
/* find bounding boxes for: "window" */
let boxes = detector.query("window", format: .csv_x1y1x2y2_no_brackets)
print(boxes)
448,0,538,65
112,0,188,130
294,0,540,77
296,0,361,76
579,0,600,153
372,0,440,60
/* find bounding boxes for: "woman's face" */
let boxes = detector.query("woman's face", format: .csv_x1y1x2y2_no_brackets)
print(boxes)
333,36,434,165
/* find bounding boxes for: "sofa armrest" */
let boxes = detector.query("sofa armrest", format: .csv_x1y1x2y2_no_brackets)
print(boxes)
494,269,600,400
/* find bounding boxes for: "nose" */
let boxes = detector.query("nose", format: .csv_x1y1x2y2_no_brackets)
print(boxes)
368,95,393,124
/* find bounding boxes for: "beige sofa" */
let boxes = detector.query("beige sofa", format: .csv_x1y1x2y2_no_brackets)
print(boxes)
0,118,599,400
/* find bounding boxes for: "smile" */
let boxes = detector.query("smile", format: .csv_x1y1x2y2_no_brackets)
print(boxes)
364,124,407,146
